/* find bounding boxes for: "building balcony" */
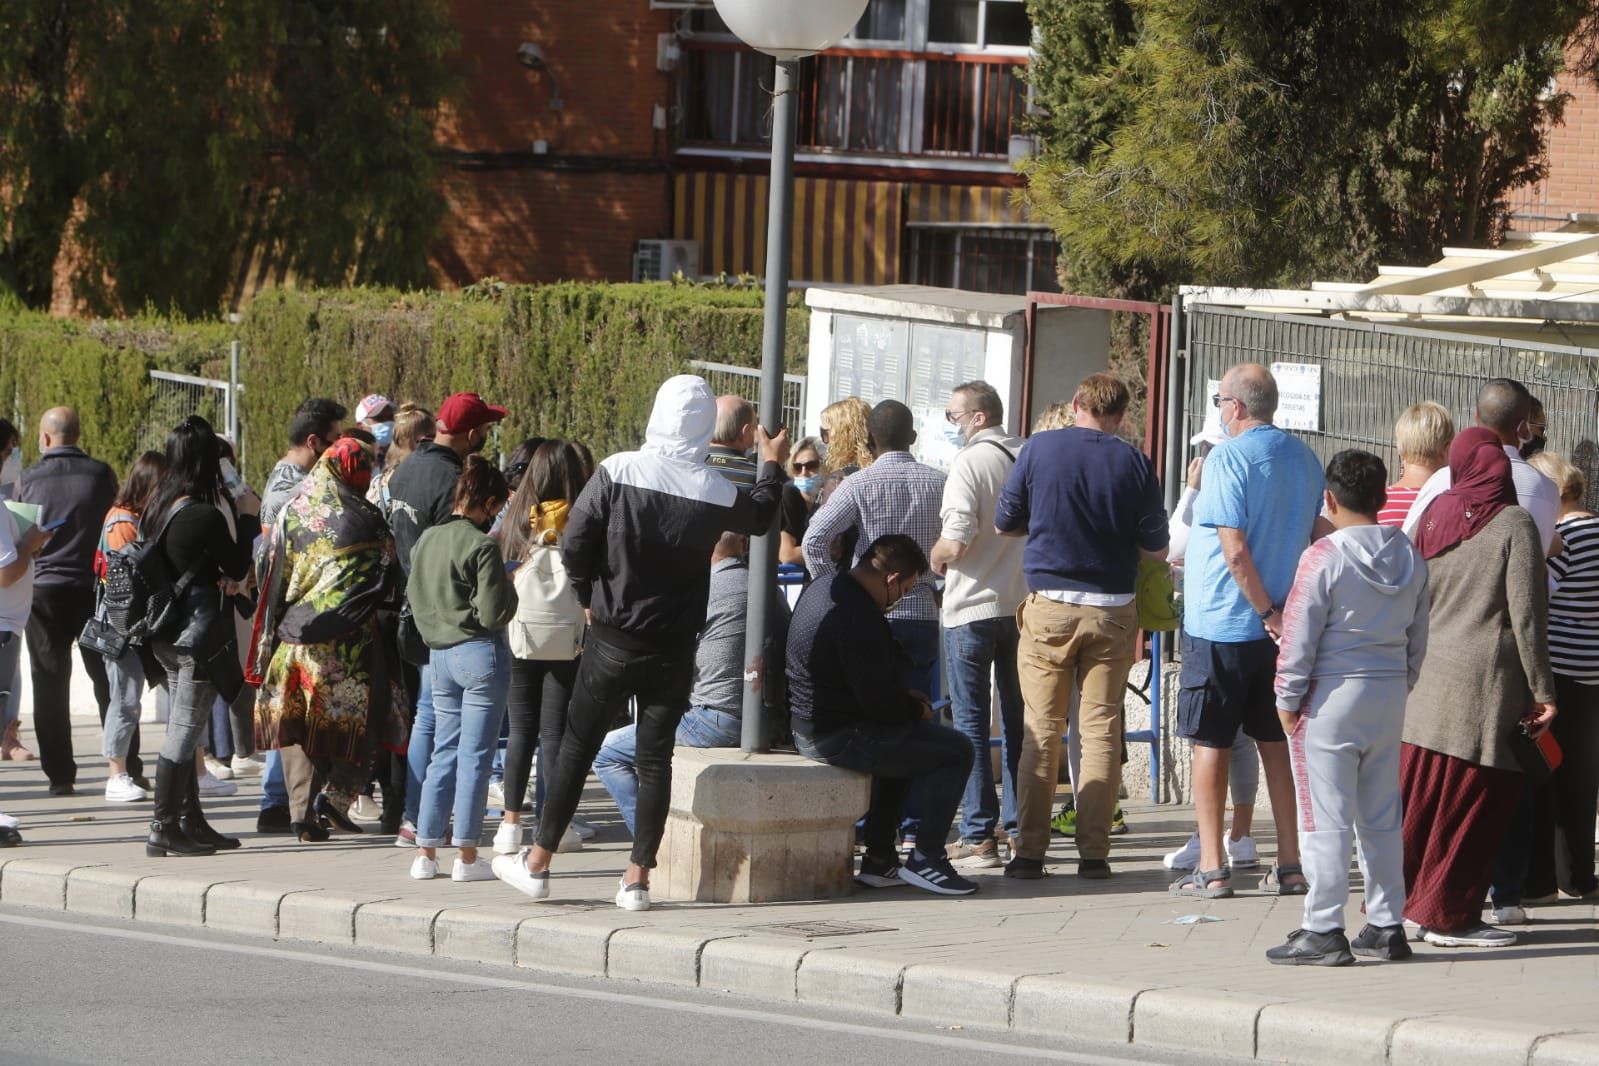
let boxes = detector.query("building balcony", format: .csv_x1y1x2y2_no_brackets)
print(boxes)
675,40,1028,173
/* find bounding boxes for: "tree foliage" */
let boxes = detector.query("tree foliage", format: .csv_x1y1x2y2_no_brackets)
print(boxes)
1023,0,1593,296
0,1,456,316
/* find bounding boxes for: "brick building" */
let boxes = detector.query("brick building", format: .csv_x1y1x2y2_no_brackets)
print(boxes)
1510,55,1599,224
434,0,1060,294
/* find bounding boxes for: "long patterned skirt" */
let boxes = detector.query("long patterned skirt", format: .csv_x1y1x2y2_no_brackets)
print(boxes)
1401,742,1522,931
254,619,404,764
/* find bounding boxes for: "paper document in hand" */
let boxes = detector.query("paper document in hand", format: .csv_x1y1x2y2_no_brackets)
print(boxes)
4,501,41,537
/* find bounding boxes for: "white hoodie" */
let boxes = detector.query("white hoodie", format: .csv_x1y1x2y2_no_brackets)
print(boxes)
1274,524,1431,712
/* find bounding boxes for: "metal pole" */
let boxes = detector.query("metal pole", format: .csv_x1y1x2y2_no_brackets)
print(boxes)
1162,295,1185,515
740,57,799,754
228,339,240,456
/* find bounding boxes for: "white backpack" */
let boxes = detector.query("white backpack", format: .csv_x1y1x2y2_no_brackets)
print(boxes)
509,540,584,660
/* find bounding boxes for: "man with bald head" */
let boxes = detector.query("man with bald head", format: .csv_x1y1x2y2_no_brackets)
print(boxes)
1401,378,1559,554
1175,364,1324,898
18,406,119,795
706,394,758,488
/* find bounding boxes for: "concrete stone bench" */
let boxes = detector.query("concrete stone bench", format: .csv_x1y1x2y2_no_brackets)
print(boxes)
656,748,870,904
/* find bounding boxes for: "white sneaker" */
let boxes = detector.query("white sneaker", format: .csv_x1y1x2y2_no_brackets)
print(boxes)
1226,834,1260,869
1163,832,1201,871
1491,905,1528,925
0,811,18,830
197,770,237,797
350,795,382,823
487,780,506,811
453,857,497,882
1423,923,1517,947
394,821,418,848
492,820,524,855
410,854,438,880
493,848,551,900
230,753,266,776
557,823,584,853
104,773,148,803
570,817,598,841
203,756,235,781
616,877,651,912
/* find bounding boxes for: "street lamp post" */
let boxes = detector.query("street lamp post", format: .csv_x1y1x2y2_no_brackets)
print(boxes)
715,0,868,754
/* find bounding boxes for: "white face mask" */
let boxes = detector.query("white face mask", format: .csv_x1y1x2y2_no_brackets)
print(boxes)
0,451,20,492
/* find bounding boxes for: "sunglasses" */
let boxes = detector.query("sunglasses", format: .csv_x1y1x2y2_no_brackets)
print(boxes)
1211,394,1237,408
791,459,820,474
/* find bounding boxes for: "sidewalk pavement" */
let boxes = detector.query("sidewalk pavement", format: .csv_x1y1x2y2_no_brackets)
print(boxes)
3,724,1598,1066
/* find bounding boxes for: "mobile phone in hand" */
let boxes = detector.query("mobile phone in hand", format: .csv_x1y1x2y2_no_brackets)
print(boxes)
218,458,247,500
40,517,68,532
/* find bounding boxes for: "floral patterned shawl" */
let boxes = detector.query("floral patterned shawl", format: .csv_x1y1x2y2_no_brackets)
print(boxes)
247,439,397,682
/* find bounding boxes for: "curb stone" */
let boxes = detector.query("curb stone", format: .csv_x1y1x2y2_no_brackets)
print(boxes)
1389,1016,1557,1066
278,892,395,945
205,883,320,938
606,926,741,987
698,936,810,1001
1255,1001,1410,1065
1531,1030,1599,1065
65,866,143,920
432,907,536,967
135,875,233,927
900,962,1025,1030
794,949,904,1015
1134,987,1281,1059
1011,975,1146,1046
352,899,443,956
514,914,638,977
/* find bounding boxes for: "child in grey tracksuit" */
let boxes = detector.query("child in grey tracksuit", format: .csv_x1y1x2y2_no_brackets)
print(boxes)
1268,450,1430,965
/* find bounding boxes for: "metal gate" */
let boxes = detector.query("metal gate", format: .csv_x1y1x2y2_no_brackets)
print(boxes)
1172,304,1599,507
137,342,243,460
689,360,807,438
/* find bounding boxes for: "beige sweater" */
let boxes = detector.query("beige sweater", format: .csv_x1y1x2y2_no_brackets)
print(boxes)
939,428,1028,627
1403,506,1556,771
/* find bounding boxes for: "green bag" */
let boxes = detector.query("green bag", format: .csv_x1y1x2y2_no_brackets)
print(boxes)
1135,557,1181,632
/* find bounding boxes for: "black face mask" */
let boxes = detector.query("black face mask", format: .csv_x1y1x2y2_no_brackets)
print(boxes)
1521,436,1547,460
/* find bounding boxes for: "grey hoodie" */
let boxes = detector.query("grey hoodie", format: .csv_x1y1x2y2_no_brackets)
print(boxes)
1274,524,1431,712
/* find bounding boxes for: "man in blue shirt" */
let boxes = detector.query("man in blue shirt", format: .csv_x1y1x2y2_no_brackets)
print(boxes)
994,374,1169,880
1175,362,1325,898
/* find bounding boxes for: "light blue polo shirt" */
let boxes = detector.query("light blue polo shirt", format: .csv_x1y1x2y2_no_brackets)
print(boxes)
1183,424,1324,644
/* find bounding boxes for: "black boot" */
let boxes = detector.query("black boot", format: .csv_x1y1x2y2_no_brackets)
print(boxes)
180,760,240,851
379,753,406,835
146,757,216,857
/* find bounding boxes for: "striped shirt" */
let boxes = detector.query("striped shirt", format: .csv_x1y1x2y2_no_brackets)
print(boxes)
1549,514,1599,682
800,451,946,621
706,445,758,489
1378,484,1421,530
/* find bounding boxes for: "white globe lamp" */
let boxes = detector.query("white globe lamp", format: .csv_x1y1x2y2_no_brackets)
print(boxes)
711,0,871,58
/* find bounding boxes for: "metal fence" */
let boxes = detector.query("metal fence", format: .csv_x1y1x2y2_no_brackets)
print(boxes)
137,360,242,461
689,359,808,437
1178,305,1599,507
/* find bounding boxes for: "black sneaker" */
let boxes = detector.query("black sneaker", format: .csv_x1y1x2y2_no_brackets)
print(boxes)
255,805,293,835
1005,856,1046,879
900,853,979,896
855,853,905,889
1078,858,1112,879
1351,923,1413,961
1265,928,1355,966
47,782,74,797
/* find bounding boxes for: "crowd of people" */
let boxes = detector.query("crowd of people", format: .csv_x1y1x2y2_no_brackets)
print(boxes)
0,363,1590,952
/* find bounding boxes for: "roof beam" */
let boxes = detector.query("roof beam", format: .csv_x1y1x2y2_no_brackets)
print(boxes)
1362,233,1599,295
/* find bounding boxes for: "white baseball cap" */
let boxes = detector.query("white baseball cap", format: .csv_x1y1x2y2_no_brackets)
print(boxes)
355,394,395,423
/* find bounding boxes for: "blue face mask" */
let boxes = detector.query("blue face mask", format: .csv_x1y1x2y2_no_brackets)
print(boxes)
794,474,821,495
942,424,966,449
371,421,395,448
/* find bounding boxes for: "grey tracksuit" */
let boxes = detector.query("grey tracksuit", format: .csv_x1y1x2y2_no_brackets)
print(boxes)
1275,524,1430,934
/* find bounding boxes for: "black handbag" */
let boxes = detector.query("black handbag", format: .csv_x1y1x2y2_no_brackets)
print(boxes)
396,602,430,666
79,586,129,660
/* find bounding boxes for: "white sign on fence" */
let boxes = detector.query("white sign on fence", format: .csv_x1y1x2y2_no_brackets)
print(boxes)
1270,362,1322,433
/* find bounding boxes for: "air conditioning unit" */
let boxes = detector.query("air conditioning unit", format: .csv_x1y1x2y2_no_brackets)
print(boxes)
633,239,701,282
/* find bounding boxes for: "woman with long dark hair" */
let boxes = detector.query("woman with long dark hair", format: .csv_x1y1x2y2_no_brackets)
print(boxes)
492,441,590,856
96,451,165,802
406,456,516,881
142,416,261,856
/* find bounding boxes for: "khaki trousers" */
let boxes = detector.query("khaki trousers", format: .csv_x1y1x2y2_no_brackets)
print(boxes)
280,745,368,823
1015,595,1138,861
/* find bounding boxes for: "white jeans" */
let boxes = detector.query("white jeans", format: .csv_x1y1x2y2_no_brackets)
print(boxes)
1288,674,1408,934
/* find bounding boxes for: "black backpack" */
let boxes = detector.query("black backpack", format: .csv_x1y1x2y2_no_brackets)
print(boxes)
101,501,202,645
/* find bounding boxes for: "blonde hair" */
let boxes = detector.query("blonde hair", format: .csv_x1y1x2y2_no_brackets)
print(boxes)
1073,373,1130,418
1530,451,1586,503
1033,401,1074,433
1394,402,1454,469
391,403,434,457
820,397,873,472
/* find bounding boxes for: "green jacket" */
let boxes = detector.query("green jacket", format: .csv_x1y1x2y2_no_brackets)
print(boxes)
406,516,518,648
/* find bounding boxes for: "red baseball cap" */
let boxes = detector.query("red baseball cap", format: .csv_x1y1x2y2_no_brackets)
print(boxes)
437,392,508,434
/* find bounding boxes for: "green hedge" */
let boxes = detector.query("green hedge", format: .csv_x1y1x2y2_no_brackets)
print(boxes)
0,282,808,485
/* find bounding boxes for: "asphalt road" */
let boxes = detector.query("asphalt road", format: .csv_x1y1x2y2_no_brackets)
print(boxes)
0,905,1244,1066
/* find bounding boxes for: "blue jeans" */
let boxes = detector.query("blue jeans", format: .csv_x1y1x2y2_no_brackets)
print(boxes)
403,662,436,825
945,616,1024,842
594,706,742,834
416,635,511,848
261,750,288,809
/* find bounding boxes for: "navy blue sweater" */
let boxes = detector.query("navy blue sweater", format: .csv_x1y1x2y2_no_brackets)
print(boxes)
994,427,1168,596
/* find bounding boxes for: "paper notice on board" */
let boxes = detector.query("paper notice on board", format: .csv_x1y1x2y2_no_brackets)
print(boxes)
1194,378,1224,445
1270,362,1322,433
